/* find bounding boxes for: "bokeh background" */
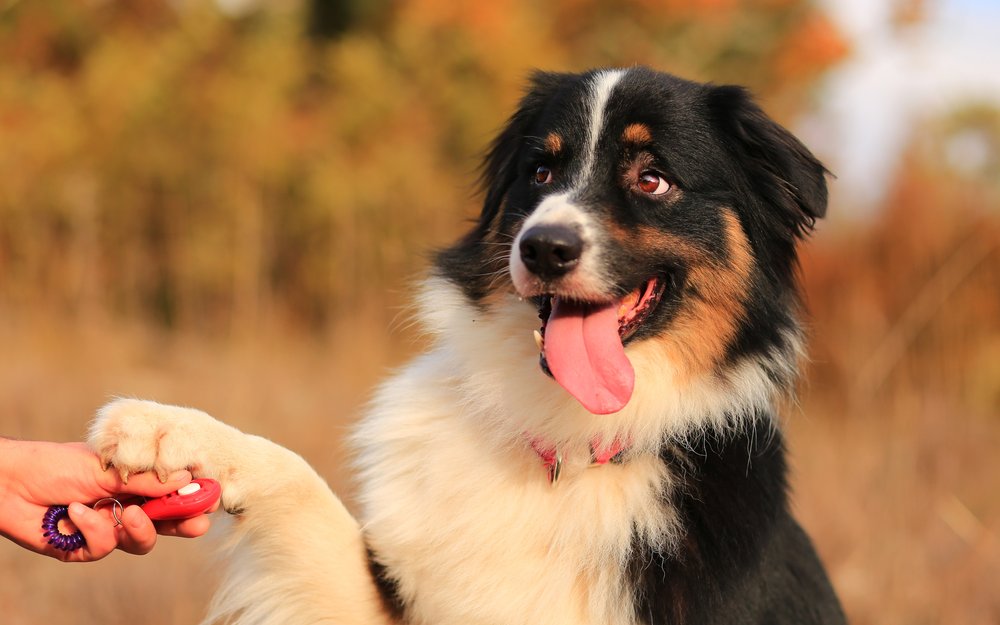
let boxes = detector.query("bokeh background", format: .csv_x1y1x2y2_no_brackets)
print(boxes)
1,0,997,623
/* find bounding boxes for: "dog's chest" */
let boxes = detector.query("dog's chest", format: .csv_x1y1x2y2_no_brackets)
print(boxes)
357,358,675,625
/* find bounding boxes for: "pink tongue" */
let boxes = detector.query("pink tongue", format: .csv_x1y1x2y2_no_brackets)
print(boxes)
543,298,635,414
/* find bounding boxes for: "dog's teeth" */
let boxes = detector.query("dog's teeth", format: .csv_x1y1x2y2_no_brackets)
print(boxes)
533,329,544,351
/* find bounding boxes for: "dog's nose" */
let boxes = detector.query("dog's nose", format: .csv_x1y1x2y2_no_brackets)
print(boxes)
518,224,583,280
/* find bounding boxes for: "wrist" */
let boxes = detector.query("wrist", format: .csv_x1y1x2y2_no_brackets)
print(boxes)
0,437,23,537
0,436,30,479
0,437,38,503
0,436,19,479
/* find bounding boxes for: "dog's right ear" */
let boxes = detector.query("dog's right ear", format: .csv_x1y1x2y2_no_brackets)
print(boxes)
707,85,829,239
478,71,568,225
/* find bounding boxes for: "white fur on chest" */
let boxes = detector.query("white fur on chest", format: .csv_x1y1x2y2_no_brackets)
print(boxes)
356,350,674,625
354,278,784,624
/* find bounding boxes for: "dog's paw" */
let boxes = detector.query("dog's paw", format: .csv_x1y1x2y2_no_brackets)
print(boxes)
90,398,317,515
89,398,245,506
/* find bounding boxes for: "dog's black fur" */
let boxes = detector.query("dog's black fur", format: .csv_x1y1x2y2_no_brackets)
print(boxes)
373,67,845,625
634,419,845,624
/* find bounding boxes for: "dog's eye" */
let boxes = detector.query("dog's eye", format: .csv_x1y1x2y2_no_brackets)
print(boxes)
534,165,554,185
637,171,670,195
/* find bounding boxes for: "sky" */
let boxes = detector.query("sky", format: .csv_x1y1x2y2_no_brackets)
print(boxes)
805,0,1000,213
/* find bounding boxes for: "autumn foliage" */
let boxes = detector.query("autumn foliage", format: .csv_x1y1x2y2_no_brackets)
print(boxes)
0,0,846,331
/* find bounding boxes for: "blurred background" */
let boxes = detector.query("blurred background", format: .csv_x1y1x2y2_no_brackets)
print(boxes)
0,0,997,623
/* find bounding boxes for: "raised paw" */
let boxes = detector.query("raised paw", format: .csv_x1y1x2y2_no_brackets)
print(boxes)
90,398,309,515
89,398,232,486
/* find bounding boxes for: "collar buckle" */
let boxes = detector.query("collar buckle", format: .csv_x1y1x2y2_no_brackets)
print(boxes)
546,451,563,485
528,435,629,486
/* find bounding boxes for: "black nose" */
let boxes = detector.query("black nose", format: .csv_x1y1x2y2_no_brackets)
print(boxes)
518,224,584,280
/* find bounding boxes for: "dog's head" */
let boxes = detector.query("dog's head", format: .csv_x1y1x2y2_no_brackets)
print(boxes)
436,67,828,416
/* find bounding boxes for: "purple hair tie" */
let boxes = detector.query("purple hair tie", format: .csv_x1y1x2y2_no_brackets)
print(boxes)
42,505,86,552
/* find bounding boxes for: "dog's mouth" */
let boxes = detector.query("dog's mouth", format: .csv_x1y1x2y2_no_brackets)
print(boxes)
533,276,666,415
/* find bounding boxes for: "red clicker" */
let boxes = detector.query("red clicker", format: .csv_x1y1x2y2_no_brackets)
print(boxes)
141,478,222,521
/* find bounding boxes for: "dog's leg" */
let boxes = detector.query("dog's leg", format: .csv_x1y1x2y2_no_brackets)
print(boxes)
89,398,395,625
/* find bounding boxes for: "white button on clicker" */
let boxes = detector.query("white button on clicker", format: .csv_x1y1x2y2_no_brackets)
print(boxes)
177,483,202,496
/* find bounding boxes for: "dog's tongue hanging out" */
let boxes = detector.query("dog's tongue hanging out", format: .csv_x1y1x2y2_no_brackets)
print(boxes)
543,298,634,415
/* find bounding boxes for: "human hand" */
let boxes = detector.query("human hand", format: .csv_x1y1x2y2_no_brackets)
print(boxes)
0,439,217,561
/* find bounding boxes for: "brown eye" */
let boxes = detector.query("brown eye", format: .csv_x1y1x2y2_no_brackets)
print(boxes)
534,165,553,185
637,171,670,195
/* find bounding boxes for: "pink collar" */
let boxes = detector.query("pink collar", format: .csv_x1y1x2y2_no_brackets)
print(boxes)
528,436,629,484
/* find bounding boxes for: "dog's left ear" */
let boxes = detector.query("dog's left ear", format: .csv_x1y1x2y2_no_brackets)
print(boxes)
709,85,829,237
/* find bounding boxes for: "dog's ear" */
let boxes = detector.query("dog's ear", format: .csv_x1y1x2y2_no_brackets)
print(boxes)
479,71,569,224
709,85,829,238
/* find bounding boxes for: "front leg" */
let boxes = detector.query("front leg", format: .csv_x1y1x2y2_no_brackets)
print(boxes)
89,398,395,625
89,398,279,514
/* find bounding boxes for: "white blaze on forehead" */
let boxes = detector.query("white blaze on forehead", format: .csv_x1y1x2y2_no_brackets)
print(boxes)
577,69,627,187
508,70,626,300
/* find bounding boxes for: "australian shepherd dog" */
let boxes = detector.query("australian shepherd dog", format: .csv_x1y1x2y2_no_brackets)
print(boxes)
89,67,846,625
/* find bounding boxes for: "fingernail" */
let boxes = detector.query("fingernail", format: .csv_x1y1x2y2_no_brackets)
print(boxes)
68,502,88,517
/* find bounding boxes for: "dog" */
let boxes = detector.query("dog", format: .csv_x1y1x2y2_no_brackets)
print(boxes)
88,66,846,624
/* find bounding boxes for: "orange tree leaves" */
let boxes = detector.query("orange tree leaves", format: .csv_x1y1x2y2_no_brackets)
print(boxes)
0,0,846,330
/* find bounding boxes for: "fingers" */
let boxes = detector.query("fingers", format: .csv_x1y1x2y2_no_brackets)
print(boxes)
115,505,159,555
66,502,158,560
98,504,214,554
60,501,212,561
155,513,213,538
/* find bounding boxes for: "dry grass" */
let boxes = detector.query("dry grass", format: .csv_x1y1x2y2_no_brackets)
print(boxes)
791,398,1000,625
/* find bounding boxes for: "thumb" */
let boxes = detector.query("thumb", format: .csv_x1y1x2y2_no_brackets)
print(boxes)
115,469,193,499
67,502,117,561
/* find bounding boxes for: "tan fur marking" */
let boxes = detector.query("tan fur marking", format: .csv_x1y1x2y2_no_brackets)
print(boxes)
544,132,563,154
622,123,653,146
632,210,754,379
